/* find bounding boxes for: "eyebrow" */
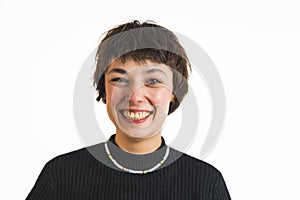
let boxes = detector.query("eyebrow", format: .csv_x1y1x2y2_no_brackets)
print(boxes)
144,68,168,77
107,68,127,75
107,67,168,77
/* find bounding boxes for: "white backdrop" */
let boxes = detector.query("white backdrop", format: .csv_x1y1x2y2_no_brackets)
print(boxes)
1,0,300,199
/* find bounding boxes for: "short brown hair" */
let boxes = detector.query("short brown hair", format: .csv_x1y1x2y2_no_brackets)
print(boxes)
93,20,191,114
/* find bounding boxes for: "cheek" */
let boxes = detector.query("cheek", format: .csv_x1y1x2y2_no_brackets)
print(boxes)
150,90,172,106
105,85,124,106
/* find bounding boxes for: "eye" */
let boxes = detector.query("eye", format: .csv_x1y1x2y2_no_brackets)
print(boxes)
146,78,162,86
110,77,129,86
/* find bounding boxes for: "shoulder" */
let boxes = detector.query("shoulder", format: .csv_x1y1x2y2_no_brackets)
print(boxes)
182,153,220,170
178,154,231,199
174,150,223,178
44,142,105,170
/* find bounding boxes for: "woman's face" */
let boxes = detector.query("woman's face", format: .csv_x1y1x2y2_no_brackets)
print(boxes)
104,59,174,139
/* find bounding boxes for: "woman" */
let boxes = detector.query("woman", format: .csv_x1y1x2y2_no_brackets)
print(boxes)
26,20,231,199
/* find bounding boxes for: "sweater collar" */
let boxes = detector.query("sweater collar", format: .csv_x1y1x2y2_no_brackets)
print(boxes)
108,134,166,150
106,134,167,171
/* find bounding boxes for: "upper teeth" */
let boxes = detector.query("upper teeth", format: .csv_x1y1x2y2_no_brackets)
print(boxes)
122,111,150,120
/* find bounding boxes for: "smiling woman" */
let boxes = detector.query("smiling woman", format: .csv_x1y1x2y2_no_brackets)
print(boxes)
105,59,174,153
26,20,231,200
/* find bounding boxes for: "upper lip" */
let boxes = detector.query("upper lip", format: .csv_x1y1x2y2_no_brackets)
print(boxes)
119,109,153,113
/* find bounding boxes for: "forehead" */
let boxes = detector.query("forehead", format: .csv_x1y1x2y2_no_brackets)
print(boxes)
106,59,172,75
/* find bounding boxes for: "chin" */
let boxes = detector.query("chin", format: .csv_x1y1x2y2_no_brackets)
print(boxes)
118,127,160,139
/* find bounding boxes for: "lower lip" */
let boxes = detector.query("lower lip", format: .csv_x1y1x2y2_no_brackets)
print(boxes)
121,113,152,124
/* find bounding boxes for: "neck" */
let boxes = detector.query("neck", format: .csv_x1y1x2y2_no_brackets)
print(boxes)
115,133,162,154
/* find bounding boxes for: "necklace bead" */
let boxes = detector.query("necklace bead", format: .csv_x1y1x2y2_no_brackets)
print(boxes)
104,142,170,174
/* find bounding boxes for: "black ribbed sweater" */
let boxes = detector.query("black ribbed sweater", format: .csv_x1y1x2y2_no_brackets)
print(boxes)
26,136,231,200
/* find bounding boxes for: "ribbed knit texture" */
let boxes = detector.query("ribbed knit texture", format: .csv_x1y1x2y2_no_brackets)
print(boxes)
26,138,231,200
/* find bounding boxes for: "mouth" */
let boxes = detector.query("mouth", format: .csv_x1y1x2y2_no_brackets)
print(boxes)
119,109,154,123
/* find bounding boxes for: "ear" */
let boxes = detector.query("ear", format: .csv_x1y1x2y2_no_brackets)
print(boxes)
171,94,175,103
102,95,106,104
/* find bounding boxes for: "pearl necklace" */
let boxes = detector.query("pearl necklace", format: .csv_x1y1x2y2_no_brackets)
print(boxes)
104,142,170,174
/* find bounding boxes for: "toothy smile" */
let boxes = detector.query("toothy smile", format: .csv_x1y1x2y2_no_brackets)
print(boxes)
119,110,153,121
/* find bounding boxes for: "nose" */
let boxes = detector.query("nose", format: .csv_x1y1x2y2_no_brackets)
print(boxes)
127,85,147,104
